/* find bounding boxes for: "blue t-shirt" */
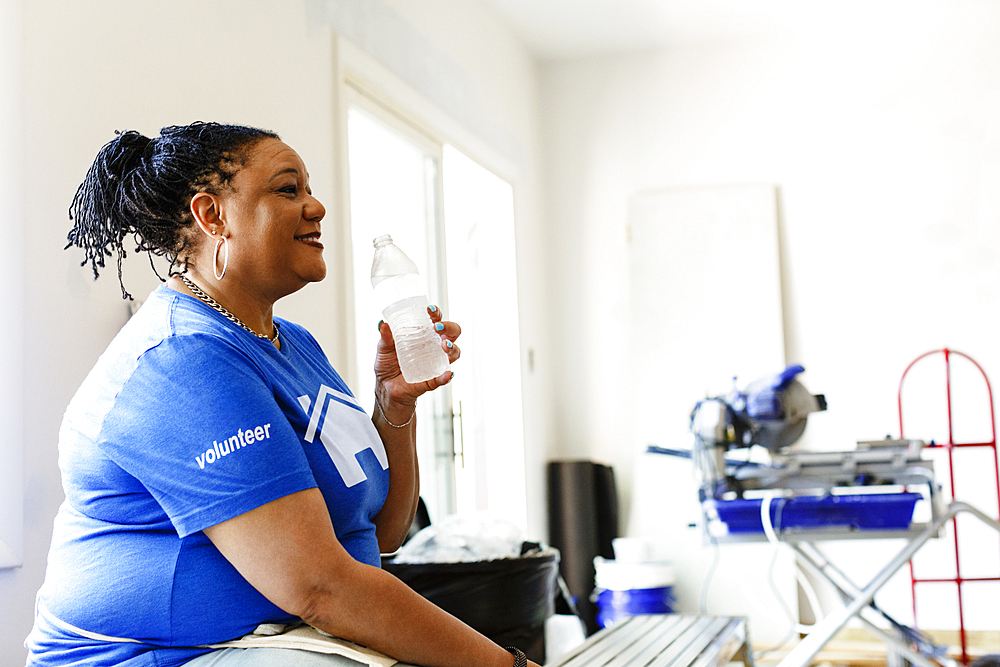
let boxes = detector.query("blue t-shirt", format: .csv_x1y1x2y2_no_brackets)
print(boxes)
25,285,390,666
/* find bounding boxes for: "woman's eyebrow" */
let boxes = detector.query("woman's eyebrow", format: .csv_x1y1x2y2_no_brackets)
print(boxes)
268,167,299,183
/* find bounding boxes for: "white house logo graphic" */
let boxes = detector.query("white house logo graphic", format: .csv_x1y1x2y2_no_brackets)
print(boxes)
298,384,388,487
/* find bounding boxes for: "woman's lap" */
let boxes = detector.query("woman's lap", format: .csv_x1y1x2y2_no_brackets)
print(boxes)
183,648,365,666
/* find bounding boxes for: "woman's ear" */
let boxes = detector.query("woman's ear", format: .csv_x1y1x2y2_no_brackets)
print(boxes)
190,192,223,237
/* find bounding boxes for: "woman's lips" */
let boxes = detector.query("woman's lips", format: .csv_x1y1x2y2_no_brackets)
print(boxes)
295,233,324,249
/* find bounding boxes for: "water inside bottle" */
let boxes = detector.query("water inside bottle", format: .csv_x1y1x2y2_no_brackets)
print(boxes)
382,295,450,383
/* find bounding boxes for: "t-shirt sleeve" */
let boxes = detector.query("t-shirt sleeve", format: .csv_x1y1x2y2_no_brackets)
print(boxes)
98,333,318,537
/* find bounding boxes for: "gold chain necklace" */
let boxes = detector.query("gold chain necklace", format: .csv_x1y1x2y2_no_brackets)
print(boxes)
180,275,280,343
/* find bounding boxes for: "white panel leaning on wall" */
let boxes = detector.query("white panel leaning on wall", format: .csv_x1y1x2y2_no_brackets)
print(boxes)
627,184,793,647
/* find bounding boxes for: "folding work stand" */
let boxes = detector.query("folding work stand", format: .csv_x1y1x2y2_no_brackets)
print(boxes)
703,349,1000,667
775,348,1000,667
774,502,1000,667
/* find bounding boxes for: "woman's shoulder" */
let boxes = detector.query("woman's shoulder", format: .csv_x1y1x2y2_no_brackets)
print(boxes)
105,286,267,378
273,317,317,347
144,285,271,349
269,314,329,355
150,285,236,338
134,288,331,371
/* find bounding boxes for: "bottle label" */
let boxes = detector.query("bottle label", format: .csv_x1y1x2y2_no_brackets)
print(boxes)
381,295,429,322
372,273,424,304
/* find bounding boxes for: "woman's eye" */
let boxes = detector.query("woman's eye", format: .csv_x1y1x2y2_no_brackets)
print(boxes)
279,185,298,195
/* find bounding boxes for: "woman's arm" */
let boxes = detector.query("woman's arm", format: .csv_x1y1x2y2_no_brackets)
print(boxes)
369,308,460,552
203,488,520,667
370,391,421,552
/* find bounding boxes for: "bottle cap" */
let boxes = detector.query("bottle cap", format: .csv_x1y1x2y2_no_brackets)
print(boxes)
373,234,393,248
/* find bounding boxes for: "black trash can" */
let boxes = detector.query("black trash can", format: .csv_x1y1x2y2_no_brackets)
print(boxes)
382,547,560,664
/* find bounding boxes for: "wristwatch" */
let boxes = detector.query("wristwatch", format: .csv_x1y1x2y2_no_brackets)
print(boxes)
505,646,528,667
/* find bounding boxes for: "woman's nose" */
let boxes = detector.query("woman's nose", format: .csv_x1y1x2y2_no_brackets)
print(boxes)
306,194,326,222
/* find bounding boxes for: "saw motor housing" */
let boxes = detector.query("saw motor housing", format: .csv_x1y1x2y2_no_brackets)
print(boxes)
691,364,827,500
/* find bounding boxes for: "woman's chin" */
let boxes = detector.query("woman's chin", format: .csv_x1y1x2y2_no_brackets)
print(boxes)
303,260,328,284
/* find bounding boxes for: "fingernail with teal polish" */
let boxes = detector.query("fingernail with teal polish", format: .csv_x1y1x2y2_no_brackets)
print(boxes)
429,304,438,313
435,322,444,331
378,320,384,331
446,340,453,349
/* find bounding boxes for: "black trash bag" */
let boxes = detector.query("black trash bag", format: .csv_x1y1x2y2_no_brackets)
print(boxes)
383,546,560,664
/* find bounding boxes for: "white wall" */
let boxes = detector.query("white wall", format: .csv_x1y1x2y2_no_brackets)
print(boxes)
13,0,1000,659
0,0,25,573
1,2,545,664
540,1,1000,634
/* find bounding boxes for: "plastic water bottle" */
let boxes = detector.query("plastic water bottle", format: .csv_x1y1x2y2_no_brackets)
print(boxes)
371,235,450,383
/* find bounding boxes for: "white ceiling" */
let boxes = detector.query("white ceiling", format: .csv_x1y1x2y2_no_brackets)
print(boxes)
479,0,917,60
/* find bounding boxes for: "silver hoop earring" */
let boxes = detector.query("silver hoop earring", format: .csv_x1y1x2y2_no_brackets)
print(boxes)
214,236,229,280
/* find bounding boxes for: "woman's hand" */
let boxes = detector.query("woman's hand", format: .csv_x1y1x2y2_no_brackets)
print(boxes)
371,305,460,550
374,305,461,421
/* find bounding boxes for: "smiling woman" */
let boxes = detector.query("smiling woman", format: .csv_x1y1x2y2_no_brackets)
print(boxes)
25,122,531,667
189,137,329,312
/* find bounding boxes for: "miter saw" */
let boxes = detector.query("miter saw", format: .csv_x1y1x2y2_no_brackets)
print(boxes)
661,364,942,537
647,366,967,666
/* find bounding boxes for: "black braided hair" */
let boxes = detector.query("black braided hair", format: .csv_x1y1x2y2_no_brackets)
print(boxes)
66,121,280,299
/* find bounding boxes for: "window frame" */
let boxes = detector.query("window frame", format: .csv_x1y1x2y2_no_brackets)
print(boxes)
331,36,526,525
331,36,518,373
344,99,456,522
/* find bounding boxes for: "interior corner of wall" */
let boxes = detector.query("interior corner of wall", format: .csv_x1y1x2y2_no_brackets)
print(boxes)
0,537,22,570
0,451,23,570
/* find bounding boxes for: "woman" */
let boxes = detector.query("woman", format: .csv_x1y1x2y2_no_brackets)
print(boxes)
26,123,535,667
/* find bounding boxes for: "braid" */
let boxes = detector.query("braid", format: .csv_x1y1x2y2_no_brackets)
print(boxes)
66,131,149,298
66,122,280,300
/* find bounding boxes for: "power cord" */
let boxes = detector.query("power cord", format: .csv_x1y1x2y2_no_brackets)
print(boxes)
698,530,721,615
754,493,801,662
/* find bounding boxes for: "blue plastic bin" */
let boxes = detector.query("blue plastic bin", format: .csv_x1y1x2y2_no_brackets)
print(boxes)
594,586,675,629
592,557,675,629
707,493,922,534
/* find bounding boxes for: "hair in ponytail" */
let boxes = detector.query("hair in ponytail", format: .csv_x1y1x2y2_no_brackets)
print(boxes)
66,122,279,299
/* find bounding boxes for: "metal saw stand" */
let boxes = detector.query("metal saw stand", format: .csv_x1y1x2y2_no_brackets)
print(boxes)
774,502,1000,667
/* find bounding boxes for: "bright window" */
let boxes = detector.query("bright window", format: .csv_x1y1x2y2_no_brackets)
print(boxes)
348,104,455,523
346,93,525,528
442,146,526,528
